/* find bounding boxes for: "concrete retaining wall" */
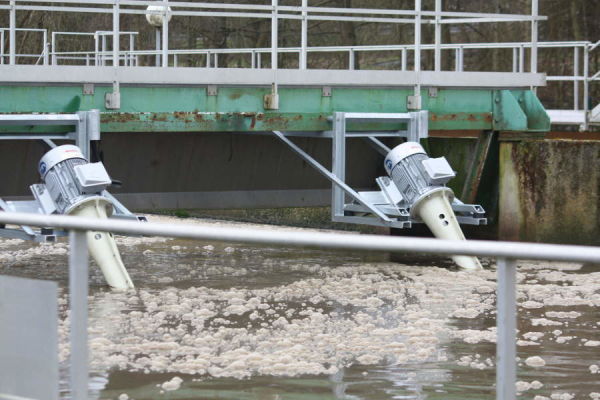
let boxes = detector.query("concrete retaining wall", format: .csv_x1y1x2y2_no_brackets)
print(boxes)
499,139,600,245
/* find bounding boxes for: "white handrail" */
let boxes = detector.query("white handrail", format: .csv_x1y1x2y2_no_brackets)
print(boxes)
1,211,600,262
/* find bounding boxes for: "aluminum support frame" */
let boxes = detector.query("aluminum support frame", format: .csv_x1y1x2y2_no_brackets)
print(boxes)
272,130,393,224
272,111,433,230
331,111,427,225
0,110,100,159
0,109,145,242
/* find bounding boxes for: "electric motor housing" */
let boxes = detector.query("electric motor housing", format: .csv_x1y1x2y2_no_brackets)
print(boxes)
383,142,456,216
38,145,113,215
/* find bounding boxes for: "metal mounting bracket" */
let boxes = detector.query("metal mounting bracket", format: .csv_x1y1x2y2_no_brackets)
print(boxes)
272,111,433,229
0,110,101,160
407,95,422,110
105,81,121,110
264,83,279,110
207,84,218,96
272,111,485,229
0,189,145,243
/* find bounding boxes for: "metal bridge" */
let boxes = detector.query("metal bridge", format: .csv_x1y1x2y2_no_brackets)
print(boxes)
1,0,599,129
0,1,598,131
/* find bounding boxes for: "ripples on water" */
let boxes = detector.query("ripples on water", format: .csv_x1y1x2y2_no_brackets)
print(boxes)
0,216,599,400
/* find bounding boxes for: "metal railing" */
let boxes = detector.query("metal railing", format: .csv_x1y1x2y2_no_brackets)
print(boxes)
45,40,598,124
0,27,47,65
49,30,138,66
0,211,599,400
1,0,546,96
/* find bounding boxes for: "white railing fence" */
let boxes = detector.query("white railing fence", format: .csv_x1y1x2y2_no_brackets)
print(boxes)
1,211,600,400
1,0,546,101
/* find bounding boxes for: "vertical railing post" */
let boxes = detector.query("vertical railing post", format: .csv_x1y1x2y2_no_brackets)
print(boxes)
42,30,48,65
52,32,57,65
349,49,355,70
496,257,517,400
454,48,459,71
112,0,119,67
155,29,161,67
332,112,346,219
9,0,16,65
583,44,590,131
0,30,4,65
129,32,134,66
530,0,538,74
69,230,89,400
101,34,107,66
271,0,278,70
434,0,442,72
401,48,407,71
574,46,580,110
519,45,524,73
512,47,518,73
300,0,307,70
414,0,422,99
93,33,98,66
162,0,169,67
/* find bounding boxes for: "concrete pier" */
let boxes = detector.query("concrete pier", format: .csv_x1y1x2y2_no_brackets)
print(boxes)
499,139,600,245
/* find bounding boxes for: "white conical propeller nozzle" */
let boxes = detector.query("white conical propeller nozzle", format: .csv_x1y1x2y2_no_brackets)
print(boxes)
414,190,482,271
68,198,134,289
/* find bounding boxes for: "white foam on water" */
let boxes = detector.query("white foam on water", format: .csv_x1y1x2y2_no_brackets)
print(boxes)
161,376,183,391
526,356,546,368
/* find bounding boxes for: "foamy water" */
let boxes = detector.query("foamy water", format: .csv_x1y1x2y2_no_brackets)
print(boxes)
0,216,599,399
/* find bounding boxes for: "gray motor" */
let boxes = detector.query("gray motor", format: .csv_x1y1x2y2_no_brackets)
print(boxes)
383,142,455,216
37,144,134,288
39,144,113,215
383,141,482,270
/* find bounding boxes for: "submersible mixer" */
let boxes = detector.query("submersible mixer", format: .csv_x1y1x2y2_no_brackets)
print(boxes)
384,142,482,270
38,145,134,288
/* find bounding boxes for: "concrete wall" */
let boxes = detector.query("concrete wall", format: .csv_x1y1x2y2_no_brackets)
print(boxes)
499,139,600,245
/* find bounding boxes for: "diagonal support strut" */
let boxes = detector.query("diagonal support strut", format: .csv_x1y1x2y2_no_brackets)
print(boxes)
272,130,392,222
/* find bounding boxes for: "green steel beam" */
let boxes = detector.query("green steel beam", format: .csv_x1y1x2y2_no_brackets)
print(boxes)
0,85,547,133
492,90,550,132
461,131,495,204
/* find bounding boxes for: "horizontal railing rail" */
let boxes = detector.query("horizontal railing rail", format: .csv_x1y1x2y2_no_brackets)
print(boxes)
0,210,599,399
2,212,600,263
